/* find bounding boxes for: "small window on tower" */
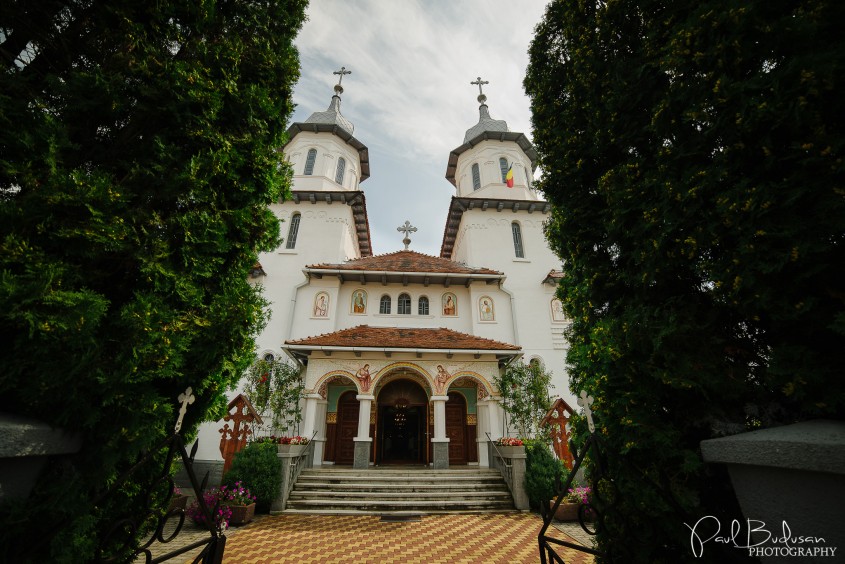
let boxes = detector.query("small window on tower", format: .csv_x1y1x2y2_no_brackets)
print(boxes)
418,296,429,315
499,158,509,183
471,163,481,191
512,221,524,258
335,157,346,185
524,165,532,189
286,213,301,249
304,149,317,175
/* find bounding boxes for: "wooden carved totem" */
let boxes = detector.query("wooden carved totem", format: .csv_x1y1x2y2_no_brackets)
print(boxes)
219,394,263,478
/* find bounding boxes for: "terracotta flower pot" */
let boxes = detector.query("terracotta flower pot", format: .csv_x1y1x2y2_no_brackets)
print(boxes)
167,494,189,513
550,500,581,521
227,502,256,526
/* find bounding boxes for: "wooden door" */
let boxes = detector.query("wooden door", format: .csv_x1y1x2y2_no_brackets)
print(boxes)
445,392,468,465
335,391,359,465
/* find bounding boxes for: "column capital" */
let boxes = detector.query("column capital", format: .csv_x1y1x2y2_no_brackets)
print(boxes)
430,395,450,402
430,437,451,443
356,394,375,401
304,393,323,400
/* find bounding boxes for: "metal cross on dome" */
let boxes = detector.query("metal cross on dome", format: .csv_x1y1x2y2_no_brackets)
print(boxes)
471,76,489,96
333,66,351,85
397,220,417,250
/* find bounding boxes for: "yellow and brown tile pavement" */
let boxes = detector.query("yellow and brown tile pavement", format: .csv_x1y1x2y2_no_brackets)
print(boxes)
213,513,595,563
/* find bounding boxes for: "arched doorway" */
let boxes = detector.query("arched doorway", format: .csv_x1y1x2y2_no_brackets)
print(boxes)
334,390,359,465
446,391,469,465
376,379,428,465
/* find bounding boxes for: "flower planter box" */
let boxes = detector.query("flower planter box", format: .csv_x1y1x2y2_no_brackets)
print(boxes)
277,444,308,456
227,502,256,526
495,445,526,457
550,501,580,521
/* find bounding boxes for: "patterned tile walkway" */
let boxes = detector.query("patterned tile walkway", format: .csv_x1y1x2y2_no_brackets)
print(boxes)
220,513,595,563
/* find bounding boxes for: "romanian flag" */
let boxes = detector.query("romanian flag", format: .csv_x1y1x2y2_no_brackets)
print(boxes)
505,163,514,188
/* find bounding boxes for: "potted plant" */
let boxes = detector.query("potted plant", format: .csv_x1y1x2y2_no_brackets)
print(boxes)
256,434,310,455
494,436,525,457
550,486,592,522
167,485,189,513
219,481,257,526
187,489,233,530
186,482,257,529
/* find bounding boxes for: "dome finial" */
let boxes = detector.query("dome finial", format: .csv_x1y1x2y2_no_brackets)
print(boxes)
471,76,489,106
332,66,351,96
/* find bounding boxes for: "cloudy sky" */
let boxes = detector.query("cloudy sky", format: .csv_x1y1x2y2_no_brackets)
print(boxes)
288,0,549,257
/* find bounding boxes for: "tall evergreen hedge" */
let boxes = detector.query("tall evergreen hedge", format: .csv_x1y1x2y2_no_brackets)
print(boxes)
525,1,845,561
0,1,307,561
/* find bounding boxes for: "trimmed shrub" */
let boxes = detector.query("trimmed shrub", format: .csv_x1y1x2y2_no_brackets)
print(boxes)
223,442,281,512
524,439,566,510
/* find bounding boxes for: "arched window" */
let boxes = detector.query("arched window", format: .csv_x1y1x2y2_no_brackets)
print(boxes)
499,158,509,182
379,295,391,314
511,221,524,258
524,165,532,189
286,213,301,249
263,352,275,362
303,148,317,175
398,293,411,315
335,157,346,185
471,163,481,191
418,296,429,315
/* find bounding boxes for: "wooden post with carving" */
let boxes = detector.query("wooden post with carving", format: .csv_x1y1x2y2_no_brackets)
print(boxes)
219,394,263,479
541,398,575,469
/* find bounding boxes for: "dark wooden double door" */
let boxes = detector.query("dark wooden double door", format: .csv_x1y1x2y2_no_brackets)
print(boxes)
334,384,472,465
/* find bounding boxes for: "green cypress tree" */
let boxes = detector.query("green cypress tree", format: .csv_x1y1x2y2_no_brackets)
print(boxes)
0,1,307,560
526,1,845,561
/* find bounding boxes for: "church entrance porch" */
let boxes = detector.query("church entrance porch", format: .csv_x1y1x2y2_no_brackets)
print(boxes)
376,378,427,465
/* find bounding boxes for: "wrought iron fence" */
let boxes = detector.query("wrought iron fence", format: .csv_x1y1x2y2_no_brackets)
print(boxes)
93,387,226,564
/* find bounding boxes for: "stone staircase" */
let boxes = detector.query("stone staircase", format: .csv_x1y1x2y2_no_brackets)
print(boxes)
284,467,515,514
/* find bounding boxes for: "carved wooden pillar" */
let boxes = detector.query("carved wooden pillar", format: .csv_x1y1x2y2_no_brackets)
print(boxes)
218,394,263,478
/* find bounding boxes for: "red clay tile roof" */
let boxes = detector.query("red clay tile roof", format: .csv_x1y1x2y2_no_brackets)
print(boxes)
542,269,564,284
285,325,520,351
306,250,501,276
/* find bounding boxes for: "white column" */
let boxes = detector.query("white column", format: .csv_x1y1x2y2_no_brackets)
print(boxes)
301,393,322,438
312,398,328,465
476,401,490,467
430,395,450,469
353,394,374,469
355,394,374,440
487,396,503,441
431,395,449,440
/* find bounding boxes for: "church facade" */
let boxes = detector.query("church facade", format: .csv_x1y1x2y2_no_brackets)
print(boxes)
195,73,571,469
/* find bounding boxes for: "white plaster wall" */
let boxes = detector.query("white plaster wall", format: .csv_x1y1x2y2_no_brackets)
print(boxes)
452,208,574,408
284,131,361,192
454,140,538,199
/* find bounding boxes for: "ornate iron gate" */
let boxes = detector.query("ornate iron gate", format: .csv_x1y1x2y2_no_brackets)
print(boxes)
94,387,226,563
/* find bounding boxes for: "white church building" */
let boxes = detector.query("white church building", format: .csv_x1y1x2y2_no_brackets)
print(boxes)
195,72,572,470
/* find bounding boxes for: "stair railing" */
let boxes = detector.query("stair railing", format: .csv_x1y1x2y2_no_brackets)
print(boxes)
486,432,514,496
276,431,317,511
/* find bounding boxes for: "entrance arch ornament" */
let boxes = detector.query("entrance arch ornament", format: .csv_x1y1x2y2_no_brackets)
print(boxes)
372,362,433,397
314,371,357,399
442,370,494,398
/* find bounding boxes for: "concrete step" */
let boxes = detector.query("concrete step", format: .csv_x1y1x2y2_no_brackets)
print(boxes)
284,466,516,515
288,490,512,501
293,482,509,493
285,499,515,512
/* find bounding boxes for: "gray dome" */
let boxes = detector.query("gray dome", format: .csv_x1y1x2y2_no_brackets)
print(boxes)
304,95,354,136
463,104,508,144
